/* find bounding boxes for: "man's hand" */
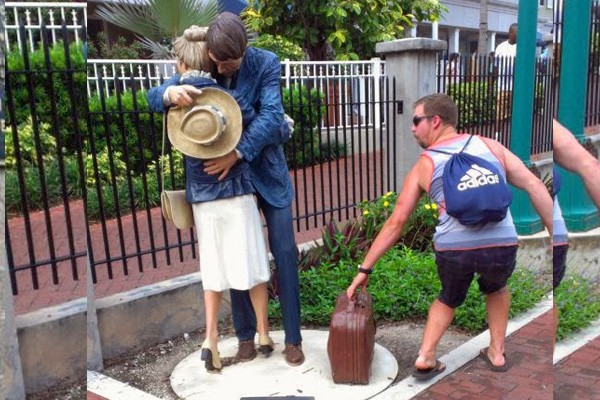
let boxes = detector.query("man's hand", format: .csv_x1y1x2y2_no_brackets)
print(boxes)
168,85,202,107
346,273,369,300
204,151,239,180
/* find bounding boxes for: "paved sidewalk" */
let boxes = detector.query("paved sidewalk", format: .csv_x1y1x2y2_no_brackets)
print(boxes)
413,311,554,400
554,335,600,399
87,308,600,400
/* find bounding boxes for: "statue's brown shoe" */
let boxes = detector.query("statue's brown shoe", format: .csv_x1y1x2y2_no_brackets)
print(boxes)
236,339,257,362
283,343,305,366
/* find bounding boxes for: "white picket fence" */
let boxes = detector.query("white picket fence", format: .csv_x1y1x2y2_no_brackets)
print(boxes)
87,58,387,127
4,2,86,52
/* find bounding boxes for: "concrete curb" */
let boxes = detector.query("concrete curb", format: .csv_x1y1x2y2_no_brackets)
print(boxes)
553,315,600,364
87,371,162,400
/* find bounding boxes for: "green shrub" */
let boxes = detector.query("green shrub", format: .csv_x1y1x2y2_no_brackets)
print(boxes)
88,32,146,59
85,148,185,221
85,171,164,222
446,82,496,129
555,275,600,341
253,34,305,61
298,193,437,274
5,117,56,168
358,193,438,252
275,245,549,329
282,84,324,128
86,146,127,187
87,89,162,175
5,156,82,214
6,41,87,154
281,84,348,168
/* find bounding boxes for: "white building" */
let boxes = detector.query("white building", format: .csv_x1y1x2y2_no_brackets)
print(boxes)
413,0,554,55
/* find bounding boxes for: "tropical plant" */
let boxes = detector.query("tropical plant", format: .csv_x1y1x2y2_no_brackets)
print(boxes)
5,117,56,168
252,33,305,61
88,32,146,59
358,193,438,252
94,0,220,58
242,0,445,60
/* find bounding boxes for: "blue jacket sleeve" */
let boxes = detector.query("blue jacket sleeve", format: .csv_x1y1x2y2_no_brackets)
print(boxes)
236,55,286,162
146,75,181,113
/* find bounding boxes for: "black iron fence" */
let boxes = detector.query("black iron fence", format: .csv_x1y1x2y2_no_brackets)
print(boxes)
85,74,399,283
437,53,554,155
5,21,87,294
6,24,400,291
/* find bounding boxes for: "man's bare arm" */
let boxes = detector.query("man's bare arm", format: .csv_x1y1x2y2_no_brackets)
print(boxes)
346,157,430,297
503,148,553,235
553,119,600,209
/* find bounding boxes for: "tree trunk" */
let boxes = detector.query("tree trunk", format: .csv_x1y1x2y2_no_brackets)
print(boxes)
307,40,328,61
478,0,489,55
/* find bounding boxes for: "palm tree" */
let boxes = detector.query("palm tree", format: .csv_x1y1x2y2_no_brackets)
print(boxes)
95,0,221,58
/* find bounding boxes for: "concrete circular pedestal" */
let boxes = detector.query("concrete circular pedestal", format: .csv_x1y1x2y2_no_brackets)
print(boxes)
171,329,398,399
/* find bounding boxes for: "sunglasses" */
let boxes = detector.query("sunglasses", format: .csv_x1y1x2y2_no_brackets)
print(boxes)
412,115,435,126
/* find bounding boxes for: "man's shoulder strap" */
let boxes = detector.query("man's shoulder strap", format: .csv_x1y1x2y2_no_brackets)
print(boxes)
427,134,475,156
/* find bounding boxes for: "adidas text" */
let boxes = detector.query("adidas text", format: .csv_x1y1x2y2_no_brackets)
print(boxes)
457,164,500,191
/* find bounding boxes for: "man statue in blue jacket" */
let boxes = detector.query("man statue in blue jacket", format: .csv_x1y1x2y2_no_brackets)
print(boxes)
147,12,304,366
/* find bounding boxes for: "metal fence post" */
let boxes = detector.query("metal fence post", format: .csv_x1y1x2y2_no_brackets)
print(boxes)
557,0,599,231
372,57,382,127
508,0,542,235
283,58,291,89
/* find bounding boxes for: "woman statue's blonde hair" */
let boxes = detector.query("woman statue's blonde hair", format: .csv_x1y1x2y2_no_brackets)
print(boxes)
173,25,215,74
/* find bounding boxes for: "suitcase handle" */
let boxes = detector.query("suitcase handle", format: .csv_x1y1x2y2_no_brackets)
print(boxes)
347,291,370,311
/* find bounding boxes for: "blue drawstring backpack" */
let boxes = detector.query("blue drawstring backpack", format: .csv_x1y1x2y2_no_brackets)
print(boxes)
429,135,513,226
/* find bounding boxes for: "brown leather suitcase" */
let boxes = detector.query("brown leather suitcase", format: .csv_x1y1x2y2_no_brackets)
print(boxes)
327,291,376,384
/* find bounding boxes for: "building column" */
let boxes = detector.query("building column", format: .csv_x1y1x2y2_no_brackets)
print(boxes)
87,259,103,371
432,21,439,40
448,28,460,53
375,38,446,190
1,166,26,400
489,32,497,53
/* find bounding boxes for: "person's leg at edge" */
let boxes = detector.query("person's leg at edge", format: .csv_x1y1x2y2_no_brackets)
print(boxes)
485,286,510,367
415,299,455,370
257,195,304,365
249,282,274,354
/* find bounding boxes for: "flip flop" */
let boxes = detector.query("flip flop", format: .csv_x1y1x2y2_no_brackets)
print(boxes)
479,347,509,372
412,360,446,381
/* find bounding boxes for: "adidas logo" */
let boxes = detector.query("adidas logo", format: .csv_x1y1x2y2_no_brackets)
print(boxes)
457,164,500,191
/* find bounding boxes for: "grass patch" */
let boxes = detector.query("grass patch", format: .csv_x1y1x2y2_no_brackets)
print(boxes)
555,275,600,341
268,246,550,333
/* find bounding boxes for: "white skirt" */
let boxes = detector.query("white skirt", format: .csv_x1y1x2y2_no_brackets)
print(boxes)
193,194,270,291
